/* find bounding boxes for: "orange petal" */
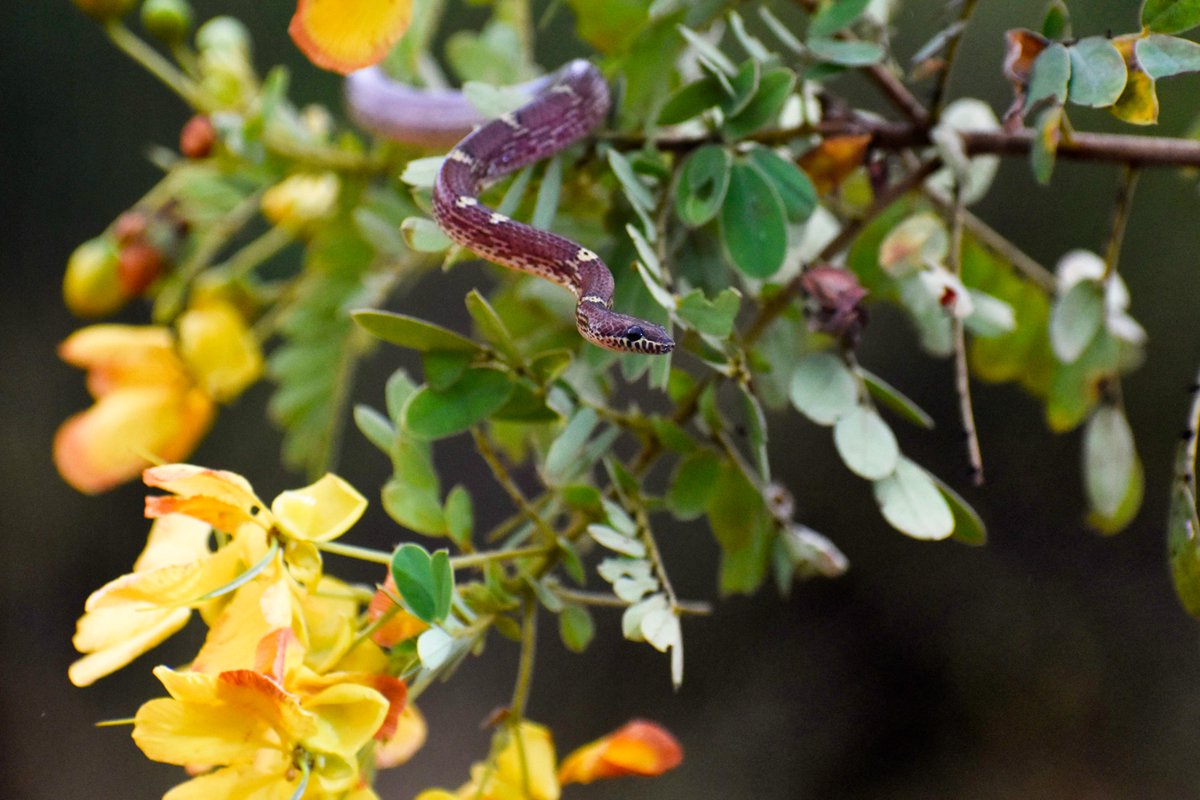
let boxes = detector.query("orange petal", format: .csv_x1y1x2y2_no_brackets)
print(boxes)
143,463,268,532
798,134,872,195
289,0,413,75
558,720,683,785
375,704,426,769
367,574,429,647
59,324,184,397
55,387,214,494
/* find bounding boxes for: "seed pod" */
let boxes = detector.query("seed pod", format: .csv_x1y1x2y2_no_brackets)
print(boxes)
179,115,216,159
64,237,127,317
117,240,166,296
141,0,193,43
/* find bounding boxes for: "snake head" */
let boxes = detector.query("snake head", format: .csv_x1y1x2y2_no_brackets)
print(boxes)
576,302,674,354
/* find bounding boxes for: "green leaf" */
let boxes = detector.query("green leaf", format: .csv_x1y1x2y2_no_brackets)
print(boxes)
531,155,563,231
658,76,724,125
790,353,859,425
416,627,457,670
666,449,723,520
422,350,471,392
722,67,798,139
834,406,900,480
1082,405,1139,521
1026,43,1071,110
559,605,596,653
707,463,774,596
677,24,738,75
872,457,955,540
353,208,406,257
809,0,871,38
543,408,600,481
400,216,453,253
1031,105,1064,185
1169,480,1200,618
353,405,394,454
1142,0,1200,34
745,147,817,223
400,156,444,188
353,310,480,353
859,368,935,429
390,543,449,623
444,485,473,548
565,0,650,53
462,80,532,117
677,288,741,338
674,145,732,227
1135,33,1200,79
719,162,788,278
382,439,446,536
1042,1,1071,39
928,473,987,546
605,147,656,212
1049,279,1105,363
807,37,885,66
587,523,647,557
386,369,418,423
465,290,521,363
1067,38,1128,107
720,60,762,118
1087,453,1143,535
402,369,514,439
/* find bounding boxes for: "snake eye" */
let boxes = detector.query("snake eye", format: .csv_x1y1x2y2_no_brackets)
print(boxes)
623,326,645,343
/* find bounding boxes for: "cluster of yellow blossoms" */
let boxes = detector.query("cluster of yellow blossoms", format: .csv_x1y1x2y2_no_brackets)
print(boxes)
70,464,681,798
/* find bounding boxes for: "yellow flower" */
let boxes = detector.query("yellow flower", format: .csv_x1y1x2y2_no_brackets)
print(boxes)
54,300,261,494
418,719,683,800
133,663,390,799
69,513,244,687
261,172,340,231
289,0,413,75
557,719,683,785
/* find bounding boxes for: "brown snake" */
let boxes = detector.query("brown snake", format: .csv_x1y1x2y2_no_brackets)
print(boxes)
348,61,674,355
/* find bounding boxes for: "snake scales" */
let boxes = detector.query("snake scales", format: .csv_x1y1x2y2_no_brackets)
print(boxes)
346,62,675,355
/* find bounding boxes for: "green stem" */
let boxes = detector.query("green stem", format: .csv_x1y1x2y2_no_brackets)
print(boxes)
221,225,294,280
262,129,391,173
316,540,392,566
551,586,712,616
1103,165,1140,282
104,21,215,110
452,545,553,569
471,428,558,545
510,593,538,720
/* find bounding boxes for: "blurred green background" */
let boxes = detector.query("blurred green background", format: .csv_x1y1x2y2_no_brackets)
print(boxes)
5,1,1200,797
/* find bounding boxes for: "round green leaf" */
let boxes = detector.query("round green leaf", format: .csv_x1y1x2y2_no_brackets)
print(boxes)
1026,42,1071,110
390,543,438,623
674,145,732,227
1135,33,1200,79
722,68,797,139
1049,280,1105,363
790,353,858,426
872,457,955,540
833,405,900,480
559,605,596,653
720,162,788,278
745,146,817,223
1142,0,1200,34
1067,37,1127,107
1082,405,1138,520
402,368,514,439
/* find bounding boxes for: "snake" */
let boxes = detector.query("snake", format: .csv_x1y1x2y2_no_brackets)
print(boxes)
346,62,675,355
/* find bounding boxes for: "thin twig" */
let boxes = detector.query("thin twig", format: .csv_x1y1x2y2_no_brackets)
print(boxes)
928,0,980,120
471,428,558,545
104,21,216,110
632,502,679,613
550,586,712,616
946,182,984,485
1103,165,1140,281
865,62,930,127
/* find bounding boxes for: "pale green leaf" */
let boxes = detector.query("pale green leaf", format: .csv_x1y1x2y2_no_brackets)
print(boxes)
1082,405,1138,520
790,353,859,425
1050,279,1105,363
588,523,647,557
353,310,480,353
1067,37,1127,107
1135,33,1200,79
834,406,900,480
872,457,955,540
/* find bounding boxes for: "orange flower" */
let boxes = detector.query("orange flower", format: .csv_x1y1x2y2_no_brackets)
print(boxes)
55,301,261,493
558,720,683,785
367,573,430,647
290,0,413,75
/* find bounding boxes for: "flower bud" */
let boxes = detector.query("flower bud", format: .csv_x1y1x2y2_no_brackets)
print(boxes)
196,16,251,56
72,0,136,21
63,237,126,317
179,115,216,158
113,210,149,245
117,240,166,296
261,173,340,231
141,0,193,42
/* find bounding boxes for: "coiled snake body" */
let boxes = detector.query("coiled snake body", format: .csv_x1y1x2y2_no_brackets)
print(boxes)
347,62,674,355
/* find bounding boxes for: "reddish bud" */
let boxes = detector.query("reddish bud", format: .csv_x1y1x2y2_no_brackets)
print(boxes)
113,210,149,245
180,115,216,159
117,241,165,295
799,266,869,347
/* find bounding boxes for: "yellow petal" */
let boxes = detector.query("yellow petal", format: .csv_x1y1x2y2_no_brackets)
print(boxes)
133,514,215,572
162,762,299,800
289,0,413,74
59,324,183,396
177,300,263,402
271,473,367,542
375,704,427,769
144,463,270,532
414,792,459,800
69,605,191,687
299,577,360,672
493,722,560,800
558,720,683,785
192,567,297,675
302,682,390,760
55,387,214,494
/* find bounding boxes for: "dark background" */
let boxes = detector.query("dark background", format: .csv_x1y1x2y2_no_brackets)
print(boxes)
5,1,1200,797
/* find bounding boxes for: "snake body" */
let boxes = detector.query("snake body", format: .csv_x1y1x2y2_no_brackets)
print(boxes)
348,62,674,355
